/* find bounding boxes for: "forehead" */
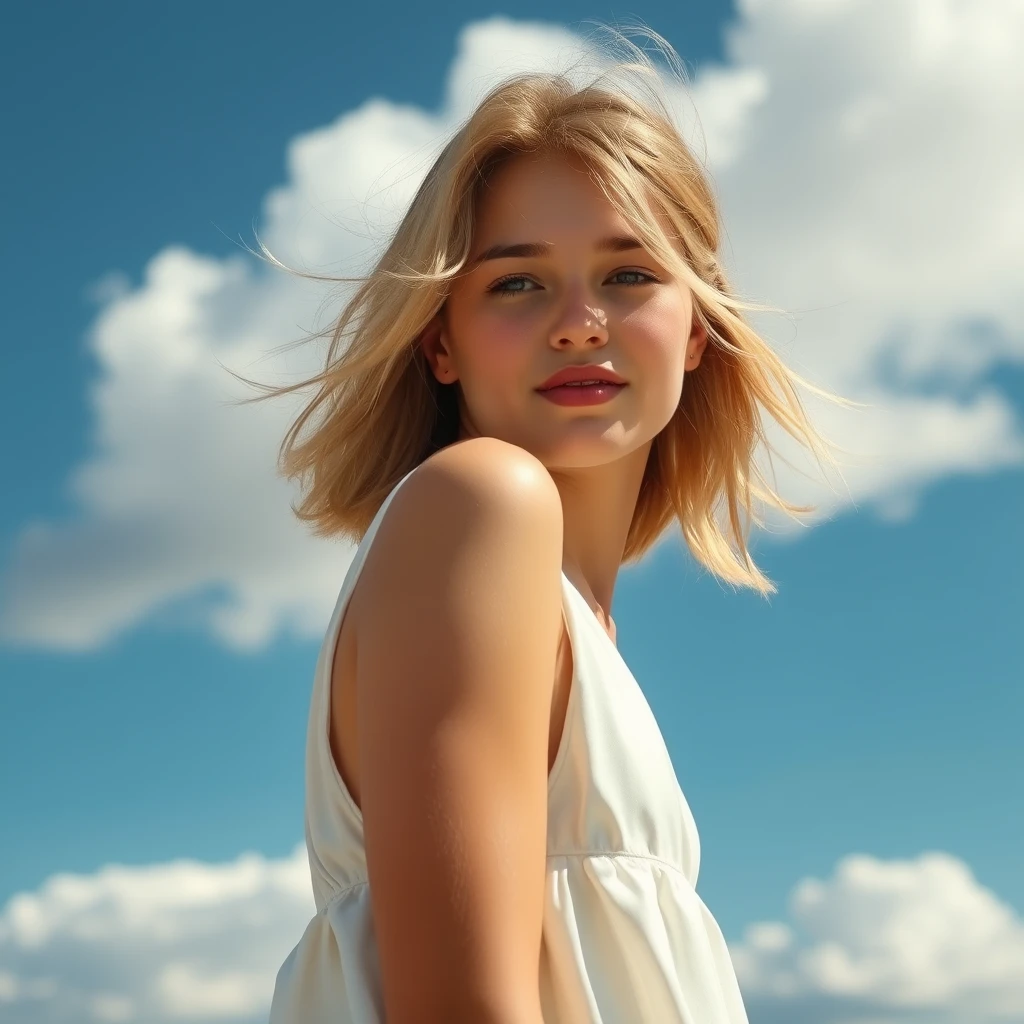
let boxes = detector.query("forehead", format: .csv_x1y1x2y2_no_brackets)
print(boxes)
473,150,637,243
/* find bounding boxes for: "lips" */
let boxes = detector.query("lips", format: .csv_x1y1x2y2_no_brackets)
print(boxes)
537,365,628,390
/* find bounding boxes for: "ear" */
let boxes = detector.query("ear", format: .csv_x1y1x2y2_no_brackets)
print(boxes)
419,312,457,384
686,315,709,370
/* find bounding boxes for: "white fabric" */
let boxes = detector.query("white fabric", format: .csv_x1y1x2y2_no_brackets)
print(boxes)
270,465,750,1023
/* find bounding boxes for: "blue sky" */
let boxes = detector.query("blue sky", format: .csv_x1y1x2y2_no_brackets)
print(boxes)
1,2,1022,1022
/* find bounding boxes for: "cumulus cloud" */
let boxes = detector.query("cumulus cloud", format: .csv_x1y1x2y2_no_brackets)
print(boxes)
0,845,313,1024
730,850,1024,1024
698,0,1024,531
2,3,1023,650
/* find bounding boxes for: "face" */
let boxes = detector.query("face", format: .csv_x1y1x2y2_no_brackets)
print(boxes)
421,150,707,468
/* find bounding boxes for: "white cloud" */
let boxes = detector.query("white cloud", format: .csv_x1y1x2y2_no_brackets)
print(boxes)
697,0,1024,529
0,845,313,1024
730,851,1024,1024
2,846,1019,1023
2,4,1022,650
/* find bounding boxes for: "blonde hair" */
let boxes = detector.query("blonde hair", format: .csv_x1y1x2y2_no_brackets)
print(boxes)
231,24,854,596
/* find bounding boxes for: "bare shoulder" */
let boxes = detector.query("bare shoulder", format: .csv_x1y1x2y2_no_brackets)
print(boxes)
351,438,564,621
400,436,561,514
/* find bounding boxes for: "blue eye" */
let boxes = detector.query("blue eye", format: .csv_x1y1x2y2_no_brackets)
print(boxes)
487,270,657,295
611,270,656,286
489,275,537,295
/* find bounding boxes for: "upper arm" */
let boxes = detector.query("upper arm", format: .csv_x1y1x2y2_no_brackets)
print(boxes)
353,439,564,1024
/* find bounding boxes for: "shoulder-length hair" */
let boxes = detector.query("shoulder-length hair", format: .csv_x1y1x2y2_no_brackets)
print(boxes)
232,26,853,596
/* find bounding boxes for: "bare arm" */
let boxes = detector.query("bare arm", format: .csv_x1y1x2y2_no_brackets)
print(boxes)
353,439,563,1024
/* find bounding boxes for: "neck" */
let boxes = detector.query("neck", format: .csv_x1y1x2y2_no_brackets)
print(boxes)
549,441,651,632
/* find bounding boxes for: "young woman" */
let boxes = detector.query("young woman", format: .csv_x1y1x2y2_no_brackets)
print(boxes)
256,32,842,1024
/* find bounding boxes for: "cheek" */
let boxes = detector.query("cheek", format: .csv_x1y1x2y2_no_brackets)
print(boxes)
622,302,689,376
463,306,536,377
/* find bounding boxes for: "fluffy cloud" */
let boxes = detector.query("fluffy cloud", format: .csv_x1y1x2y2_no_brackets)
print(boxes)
0,845,313,1023
2,846,1019,1023
730,850,1024,1024
2,4,1022,650
696,0,1024,527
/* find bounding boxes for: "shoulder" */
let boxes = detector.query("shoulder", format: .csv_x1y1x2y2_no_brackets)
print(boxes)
389,438,563,534
353,438,564,632
409,437,559,503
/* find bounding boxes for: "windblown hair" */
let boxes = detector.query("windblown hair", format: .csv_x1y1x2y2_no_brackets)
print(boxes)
233,25,852,596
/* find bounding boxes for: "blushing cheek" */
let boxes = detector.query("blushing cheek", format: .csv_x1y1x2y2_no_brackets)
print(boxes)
621,308,689,420
625,318,686,381
473,313,534,383
630,294,691,377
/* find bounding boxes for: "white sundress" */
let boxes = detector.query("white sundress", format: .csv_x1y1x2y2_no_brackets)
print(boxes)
270,463,750,1023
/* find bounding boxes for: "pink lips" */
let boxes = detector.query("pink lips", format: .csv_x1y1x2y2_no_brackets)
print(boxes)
536,365,628,390
537,381,626,406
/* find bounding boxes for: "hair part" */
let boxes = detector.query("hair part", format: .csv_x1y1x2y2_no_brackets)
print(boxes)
229,22,857,596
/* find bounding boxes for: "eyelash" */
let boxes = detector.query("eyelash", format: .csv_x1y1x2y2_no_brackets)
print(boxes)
487,269,659,296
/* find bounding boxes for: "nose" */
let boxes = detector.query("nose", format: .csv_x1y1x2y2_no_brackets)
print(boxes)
548,284,609,348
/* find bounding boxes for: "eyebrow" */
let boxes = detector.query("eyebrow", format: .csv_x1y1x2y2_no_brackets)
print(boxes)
469,234,645,267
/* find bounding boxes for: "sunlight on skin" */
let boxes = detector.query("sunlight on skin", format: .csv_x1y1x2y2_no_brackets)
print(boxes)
419,150,707,634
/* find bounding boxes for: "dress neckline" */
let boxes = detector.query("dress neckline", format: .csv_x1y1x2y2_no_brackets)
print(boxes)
560,571,618,651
